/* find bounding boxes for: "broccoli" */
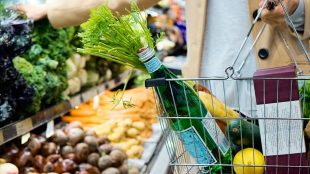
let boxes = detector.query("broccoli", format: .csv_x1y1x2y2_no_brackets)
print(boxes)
21,19,75,107
13,57,46,113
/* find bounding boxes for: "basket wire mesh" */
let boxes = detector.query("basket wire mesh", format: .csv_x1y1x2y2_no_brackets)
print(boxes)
149,77,310,174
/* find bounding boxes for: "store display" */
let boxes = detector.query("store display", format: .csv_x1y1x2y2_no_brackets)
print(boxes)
0,122,138,174
0,2,167,174
0,6,35,126
63,87,158,159
4,0,310,173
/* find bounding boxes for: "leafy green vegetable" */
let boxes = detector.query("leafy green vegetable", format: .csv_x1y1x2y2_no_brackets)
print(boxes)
21,19,75,106
78,3,155,71
299,80,310,118
13,57,46,113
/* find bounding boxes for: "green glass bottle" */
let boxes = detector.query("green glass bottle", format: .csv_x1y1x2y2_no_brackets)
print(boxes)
138,48,232,173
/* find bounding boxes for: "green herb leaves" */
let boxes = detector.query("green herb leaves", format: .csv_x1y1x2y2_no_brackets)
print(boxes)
78,2,155,72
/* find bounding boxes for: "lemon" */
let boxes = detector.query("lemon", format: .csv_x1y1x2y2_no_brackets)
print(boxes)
233,148,265,174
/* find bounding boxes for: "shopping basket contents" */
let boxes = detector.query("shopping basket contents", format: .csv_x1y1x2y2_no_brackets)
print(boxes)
75,1,310,173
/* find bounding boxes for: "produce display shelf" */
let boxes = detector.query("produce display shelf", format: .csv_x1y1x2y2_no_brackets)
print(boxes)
0,70,136,146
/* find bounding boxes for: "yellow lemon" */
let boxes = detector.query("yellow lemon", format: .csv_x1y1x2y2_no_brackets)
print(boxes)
233,148,265,174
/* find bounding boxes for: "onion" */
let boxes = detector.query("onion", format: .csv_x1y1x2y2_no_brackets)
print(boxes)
0,163,19,174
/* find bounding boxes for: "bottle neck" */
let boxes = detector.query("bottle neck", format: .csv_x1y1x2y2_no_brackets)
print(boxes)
138,47,162,74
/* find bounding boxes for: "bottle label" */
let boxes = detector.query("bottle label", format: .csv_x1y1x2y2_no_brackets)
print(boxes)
144,56,162,73
202,113,230,156
176,127,217,165
257,100,306,156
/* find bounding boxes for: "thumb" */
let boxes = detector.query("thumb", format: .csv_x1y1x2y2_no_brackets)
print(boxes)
259,0,265,7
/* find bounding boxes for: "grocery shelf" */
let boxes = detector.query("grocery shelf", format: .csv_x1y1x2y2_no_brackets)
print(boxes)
0,70,136,146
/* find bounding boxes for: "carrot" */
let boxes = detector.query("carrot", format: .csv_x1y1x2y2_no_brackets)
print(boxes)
62,116,108,124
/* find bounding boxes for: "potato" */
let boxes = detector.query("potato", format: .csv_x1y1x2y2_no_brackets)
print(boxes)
53,129,68,146
75,143,89,162
132,121,145,131
85,129,98,137
33,155,44,169
97,137,109,145
0,163,18,174
113,127,126,136
22,167,37,173
126,149,136,158
68,128,85,146
87,153,100,166
41,142,57,156
109,149,126,167
118,164,128,174
126,128,139,138
64,121,83,133
15,148,33,167
64,153,78,162
98,155,113,170
131,145,144,158
108,133,122,143
27,137,42,155
117,119,132,128
61,145,75,156
98,144,113,155
3,144,19,162
84,136,99,152
61,159,77,173
126,139,139,146
101,167,120,174
114,143,131,151
79,163,100,174
43,162,54,172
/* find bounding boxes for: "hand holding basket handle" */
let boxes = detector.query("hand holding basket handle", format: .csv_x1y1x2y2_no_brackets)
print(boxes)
258,1,276,60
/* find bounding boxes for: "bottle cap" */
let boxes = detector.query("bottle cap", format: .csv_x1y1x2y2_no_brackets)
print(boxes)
138,47,155,62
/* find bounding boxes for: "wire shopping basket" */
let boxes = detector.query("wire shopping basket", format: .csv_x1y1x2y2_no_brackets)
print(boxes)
146,74,310,174
144,0,310,173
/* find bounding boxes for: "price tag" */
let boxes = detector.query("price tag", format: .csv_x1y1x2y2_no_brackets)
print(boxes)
108,80,115,88
16,118,33,135
82,89,97,102
93,95,100,109
70,95,81,108
97,84,106,93
46,120,55,138
21,133,30,144
0,131,4,144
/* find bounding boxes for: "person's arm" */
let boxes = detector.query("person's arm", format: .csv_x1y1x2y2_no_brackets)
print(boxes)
14,0,159,28
260,0,310,39
260,0,299,26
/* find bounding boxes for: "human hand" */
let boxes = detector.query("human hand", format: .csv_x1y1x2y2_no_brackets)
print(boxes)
259,0,299,26
11,4,47,21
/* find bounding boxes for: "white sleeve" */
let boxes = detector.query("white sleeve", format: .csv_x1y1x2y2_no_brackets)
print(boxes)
287,0,305,32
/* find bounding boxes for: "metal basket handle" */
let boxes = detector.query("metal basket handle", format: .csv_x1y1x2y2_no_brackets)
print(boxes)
226,0,310,78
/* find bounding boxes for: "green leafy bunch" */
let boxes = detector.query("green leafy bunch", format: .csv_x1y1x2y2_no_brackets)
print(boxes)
78,2,155,72
299,80,310,118
22,19,75,106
